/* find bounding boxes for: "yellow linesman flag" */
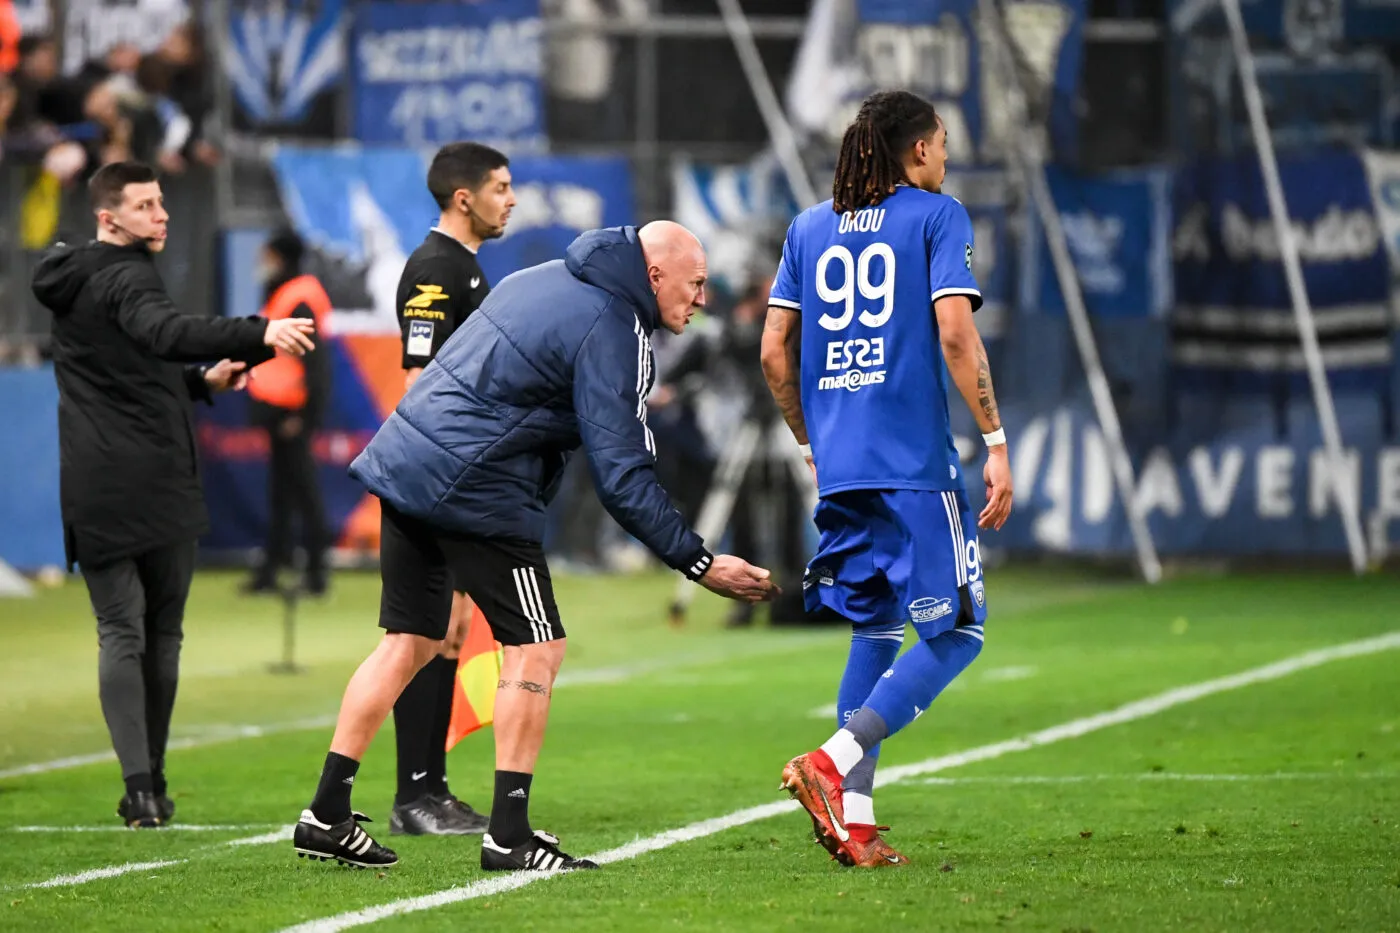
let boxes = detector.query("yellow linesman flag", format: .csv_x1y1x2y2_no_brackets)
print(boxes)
446,606,503,751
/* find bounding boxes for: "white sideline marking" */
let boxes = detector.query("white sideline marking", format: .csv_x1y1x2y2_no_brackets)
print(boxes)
278,630,1400,933
27,860,187,888
225,827,295,847
13,823,283,834
21,827,295,889
981,665,1039,682
919,772,1399,785
0,635,841,780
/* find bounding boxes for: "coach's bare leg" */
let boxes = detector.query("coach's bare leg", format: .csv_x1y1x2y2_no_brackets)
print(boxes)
442,593,471,659
494,639,567,772
330,632,442,759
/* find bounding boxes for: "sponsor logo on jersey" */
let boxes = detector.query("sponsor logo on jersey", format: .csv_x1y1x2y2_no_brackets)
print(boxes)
909,596,953,624
818,369,886,392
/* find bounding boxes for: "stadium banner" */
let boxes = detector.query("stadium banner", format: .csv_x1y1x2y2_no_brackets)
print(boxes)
199,147,635,554
0,367,64,571
786,0,1085,166
858,0,1084,165
60,0,188,74
224,0,348,136
350,0,545,150
1170,148,1394,383
963,401,1400,557
1025,165,1172,319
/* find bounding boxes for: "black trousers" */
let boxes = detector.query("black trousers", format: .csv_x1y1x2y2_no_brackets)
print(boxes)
81,540,196,781
257,426,328,581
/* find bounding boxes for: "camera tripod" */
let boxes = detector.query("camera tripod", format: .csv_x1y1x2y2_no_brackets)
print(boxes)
668,399,818,626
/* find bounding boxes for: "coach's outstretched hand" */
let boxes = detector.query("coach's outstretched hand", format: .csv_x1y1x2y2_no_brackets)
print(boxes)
699,555,779,603
264,317,316,355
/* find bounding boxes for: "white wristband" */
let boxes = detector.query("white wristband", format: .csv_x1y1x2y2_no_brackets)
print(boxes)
982,428,1006,448
797,443,813,459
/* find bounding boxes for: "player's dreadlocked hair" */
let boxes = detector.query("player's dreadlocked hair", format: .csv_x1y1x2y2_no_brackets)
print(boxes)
832,90,939,214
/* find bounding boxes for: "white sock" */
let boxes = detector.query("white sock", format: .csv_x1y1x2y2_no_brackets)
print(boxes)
819,729,864,776
843,792,874,826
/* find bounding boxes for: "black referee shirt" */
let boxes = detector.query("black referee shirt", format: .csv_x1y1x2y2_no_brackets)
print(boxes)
397,228,492,370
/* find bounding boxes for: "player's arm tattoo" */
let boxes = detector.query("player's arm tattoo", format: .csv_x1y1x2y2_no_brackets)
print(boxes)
761,307,809,445
499,679,551,697
974,341,1001,431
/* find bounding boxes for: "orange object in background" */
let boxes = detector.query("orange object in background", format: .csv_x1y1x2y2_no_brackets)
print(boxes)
446,605,503,750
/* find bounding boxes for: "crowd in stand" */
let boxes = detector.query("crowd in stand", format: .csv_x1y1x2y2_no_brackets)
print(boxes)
0,24,215,185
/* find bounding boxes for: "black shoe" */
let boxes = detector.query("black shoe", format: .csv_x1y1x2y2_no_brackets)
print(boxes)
301,575,328,597
293,809,398,868
240,576,278,596
480,830,599,872
389,794,478,836
117,792,163,828
156,794,175,824
431,792,489,834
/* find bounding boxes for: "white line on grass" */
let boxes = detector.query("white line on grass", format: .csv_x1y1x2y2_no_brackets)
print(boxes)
21,827,295,889
0,635,843,780
12,823,284,833
26,860,187,888
918,772,1399,785
278,629,1400,933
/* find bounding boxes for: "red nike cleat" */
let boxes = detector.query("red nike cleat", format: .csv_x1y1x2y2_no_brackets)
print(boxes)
841,825,910,868
780,752,849,858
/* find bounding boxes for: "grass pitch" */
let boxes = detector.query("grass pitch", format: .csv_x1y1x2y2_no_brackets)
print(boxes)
0,566,1396,932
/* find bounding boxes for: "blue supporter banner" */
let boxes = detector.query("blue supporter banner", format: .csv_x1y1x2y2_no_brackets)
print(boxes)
855,0,1085,165
351,0,545,149
967,401,1400,557
1171,149,1392,381
1027,166,1172,318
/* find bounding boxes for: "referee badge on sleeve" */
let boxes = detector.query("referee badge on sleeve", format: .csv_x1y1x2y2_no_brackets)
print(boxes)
407,320,435,357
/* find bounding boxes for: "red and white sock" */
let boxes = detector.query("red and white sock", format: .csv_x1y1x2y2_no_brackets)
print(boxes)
815,730,864,777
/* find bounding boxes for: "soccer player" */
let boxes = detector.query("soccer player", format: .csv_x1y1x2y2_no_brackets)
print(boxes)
387,141,515,836
761,90,1014,867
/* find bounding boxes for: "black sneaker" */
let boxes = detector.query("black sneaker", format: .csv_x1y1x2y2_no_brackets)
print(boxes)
293,809,398,868
117,792,163,828
156,795,176,824
389,794,476,836
480,830,599,872
431,792,489,834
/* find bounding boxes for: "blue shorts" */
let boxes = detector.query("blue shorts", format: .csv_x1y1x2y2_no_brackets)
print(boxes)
803,488,987,639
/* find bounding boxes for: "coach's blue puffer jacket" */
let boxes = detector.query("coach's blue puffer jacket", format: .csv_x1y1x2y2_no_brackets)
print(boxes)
349,226,711,577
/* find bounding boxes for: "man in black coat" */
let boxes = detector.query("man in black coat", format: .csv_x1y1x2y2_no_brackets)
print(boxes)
30,161,317,828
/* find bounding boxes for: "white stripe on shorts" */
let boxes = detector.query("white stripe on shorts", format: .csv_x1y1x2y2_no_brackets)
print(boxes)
526,567,552,641
942,491,967,586
513,568,545,642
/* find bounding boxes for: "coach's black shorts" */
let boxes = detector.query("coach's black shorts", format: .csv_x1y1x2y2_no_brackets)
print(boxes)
378,500,565,646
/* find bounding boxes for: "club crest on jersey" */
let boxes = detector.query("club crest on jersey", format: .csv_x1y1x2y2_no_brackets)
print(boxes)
971,579,986,608
909,597,953,624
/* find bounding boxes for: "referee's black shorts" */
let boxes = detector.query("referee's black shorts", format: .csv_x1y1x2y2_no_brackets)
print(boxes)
377,500,565,646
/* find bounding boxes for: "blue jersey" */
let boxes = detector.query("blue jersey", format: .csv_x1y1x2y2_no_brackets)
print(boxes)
769,187,982,496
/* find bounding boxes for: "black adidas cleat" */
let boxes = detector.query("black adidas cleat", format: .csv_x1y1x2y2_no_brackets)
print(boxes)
480,830,599,872
117,792,163,828
293,809,398,868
